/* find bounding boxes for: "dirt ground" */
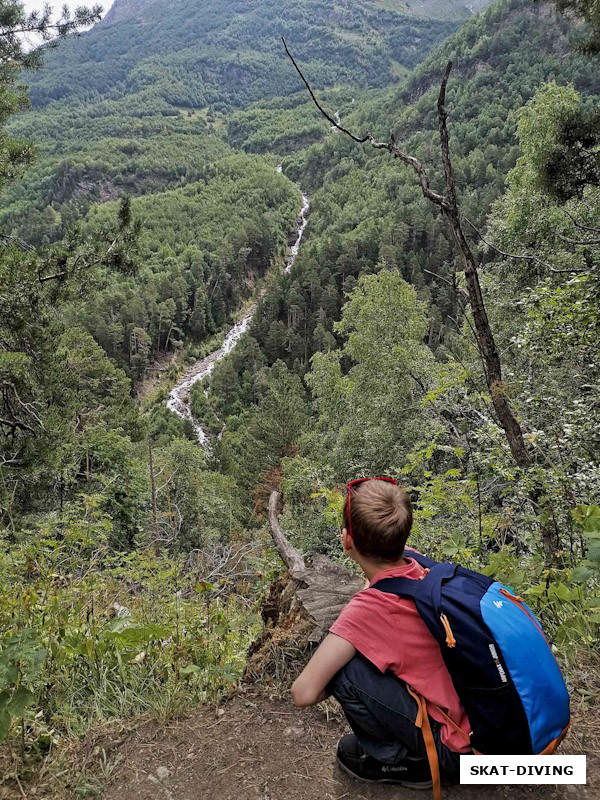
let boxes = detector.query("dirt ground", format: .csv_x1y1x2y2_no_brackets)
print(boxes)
100,688,599,800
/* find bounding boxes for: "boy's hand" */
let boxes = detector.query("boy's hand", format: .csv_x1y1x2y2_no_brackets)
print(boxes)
291,633,356,707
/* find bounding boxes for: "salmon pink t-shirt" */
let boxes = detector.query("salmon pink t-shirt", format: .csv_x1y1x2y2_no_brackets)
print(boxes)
330,557,471,753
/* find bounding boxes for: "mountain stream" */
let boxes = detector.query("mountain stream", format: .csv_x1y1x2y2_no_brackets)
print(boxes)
167,182,310,445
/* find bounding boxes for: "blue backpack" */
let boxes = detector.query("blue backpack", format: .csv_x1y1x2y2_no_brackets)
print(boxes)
373,549,571,758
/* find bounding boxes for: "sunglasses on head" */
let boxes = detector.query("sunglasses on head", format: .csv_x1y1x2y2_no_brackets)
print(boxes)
345,476,397,539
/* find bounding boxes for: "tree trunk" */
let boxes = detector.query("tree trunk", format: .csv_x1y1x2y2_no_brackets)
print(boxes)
441,205,532,468
148,438,159,554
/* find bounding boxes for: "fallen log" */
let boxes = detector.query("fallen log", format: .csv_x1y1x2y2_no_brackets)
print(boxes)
268,490,306,573
245,491,363,681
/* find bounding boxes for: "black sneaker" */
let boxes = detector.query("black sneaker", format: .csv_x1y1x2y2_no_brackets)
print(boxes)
336,734,433,789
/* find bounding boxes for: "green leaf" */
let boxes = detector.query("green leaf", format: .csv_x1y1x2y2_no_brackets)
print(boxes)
0,662,18,686
7,687,34,717
572,505,600,534
105,625,168,646
0,689,11,712
180,664,203,677
587,541,600,562
0,708,11,743
550,582,571,602
195,582,216,595
523,583,546,597
105,616,133,635
571,564,595,583
582,597,600,610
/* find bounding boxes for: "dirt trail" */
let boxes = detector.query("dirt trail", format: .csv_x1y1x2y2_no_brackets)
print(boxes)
101,689,598,800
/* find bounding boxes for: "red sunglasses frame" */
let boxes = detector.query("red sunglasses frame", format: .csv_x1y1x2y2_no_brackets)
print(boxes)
345,476,397,539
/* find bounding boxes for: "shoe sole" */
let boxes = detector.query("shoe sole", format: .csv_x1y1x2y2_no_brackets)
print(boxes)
337,755,433,790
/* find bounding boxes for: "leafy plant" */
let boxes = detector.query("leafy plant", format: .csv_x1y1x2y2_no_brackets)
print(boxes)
572,505,600,583
0,630,45,743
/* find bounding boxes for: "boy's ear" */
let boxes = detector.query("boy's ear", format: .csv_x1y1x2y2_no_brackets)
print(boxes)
342,527,353,553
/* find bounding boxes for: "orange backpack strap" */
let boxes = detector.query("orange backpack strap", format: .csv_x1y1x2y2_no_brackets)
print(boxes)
407,685,441,800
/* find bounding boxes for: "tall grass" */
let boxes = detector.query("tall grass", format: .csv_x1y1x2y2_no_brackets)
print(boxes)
0,498,264,768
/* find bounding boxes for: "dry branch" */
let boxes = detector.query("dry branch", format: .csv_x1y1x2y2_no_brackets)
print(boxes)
0,417,34,433
463,217,562,272
0,234,35,252
282,38,369,144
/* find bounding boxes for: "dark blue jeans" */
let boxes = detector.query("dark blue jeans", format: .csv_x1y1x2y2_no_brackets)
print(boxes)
328,653,461,774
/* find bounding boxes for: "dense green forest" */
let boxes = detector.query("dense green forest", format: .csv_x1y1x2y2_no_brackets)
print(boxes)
1,0,599,794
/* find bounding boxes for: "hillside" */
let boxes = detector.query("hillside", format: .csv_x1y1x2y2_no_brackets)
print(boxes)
232,0,600,381
0,0,482,375
26,0,463,111
1,0,600,797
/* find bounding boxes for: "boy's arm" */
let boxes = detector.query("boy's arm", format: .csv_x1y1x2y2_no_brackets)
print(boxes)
291,633,356,707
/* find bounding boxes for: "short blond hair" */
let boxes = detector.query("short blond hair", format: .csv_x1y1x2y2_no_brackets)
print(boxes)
343,479,413,561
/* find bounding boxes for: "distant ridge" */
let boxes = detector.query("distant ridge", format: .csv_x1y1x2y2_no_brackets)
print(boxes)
103,0,159,25
102,0,494,27
26,0,466,112
408,0,488,17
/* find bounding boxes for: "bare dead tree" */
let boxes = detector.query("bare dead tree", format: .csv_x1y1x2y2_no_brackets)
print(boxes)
283,40,559,562
266,490,364,641
283,40,529,466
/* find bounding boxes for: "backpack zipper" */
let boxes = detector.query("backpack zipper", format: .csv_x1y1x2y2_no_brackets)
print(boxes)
440,613,456,648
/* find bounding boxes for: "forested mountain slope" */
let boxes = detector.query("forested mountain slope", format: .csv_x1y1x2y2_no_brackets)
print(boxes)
226,0,600,380
4,0,469,219
1,0,599,794
27,0,461,111
0,0,480,376
203,0,600,643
